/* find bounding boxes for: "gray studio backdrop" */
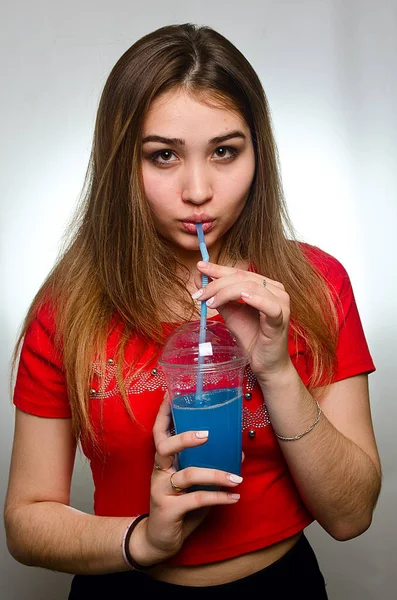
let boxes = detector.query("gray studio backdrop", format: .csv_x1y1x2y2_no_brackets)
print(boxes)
1,1,396,598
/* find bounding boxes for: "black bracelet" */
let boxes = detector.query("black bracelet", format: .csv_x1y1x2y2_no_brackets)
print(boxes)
122,513,151,570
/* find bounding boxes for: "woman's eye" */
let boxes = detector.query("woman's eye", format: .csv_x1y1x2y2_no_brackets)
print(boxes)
213,146,238,160
150,150,177,165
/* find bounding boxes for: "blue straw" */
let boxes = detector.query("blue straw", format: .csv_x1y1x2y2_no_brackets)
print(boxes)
195,223,209,400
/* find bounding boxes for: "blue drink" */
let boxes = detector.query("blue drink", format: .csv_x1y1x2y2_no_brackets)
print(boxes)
171,387,242,476
159,320,248,485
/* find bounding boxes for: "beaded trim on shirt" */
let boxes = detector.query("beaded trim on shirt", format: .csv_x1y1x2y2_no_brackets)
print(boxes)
91,361,270,431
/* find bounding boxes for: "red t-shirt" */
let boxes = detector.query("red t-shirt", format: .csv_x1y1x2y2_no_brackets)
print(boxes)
13,245,375,565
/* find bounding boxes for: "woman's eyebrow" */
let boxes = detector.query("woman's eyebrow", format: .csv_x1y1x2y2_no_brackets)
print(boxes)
142,135,185,146
210,131,246,145
141,130,246,146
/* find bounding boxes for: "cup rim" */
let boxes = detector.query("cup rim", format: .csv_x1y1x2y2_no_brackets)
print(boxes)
158,354,249,372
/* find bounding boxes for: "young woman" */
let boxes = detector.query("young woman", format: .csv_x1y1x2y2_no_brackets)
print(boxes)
4,23,381,598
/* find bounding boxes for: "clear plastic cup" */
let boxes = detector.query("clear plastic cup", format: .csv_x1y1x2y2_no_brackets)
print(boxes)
158,320,248,476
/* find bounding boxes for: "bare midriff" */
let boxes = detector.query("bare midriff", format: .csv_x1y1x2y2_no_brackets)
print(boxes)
149,532,302,586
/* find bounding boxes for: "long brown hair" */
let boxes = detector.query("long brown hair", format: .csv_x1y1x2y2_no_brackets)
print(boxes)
13,23,338,443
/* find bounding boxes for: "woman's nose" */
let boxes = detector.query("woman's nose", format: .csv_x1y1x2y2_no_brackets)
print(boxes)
181,163,213,205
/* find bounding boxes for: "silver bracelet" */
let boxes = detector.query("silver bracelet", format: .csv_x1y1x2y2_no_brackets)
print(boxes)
274,399,322,441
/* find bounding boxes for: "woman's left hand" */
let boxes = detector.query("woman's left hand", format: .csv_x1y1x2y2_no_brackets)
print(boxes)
194,261,292,385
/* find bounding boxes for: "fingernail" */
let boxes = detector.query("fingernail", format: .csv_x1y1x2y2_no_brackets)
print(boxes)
198,261,209,268
228,474,243,483
192,289,204,300
228,493,240,500
206,297,215,306
241,291,251,299
196,430,209,438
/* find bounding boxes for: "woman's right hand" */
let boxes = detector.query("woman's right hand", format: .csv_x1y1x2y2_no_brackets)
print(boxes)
130,394,242,566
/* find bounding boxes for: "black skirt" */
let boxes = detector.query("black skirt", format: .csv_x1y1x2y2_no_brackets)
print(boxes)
69,533,328,599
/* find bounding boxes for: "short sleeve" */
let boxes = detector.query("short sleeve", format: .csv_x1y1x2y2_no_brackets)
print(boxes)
330,261,375,382
302,244,375,384
13,303,71,418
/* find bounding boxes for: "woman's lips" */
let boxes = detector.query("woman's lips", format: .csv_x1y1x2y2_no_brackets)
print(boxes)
181,221,214,234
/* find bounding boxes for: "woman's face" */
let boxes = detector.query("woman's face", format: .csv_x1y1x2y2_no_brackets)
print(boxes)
141,88,256,265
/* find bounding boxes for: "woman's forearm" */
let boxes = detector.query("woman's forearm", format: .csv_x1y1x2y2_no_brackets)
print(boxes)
259,364,381,541
5,501,152,574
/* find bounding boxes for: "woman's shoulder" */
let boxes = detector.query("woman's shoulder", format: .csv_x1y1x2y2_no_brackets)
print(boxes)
28,297,58,334
297,241,349,281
